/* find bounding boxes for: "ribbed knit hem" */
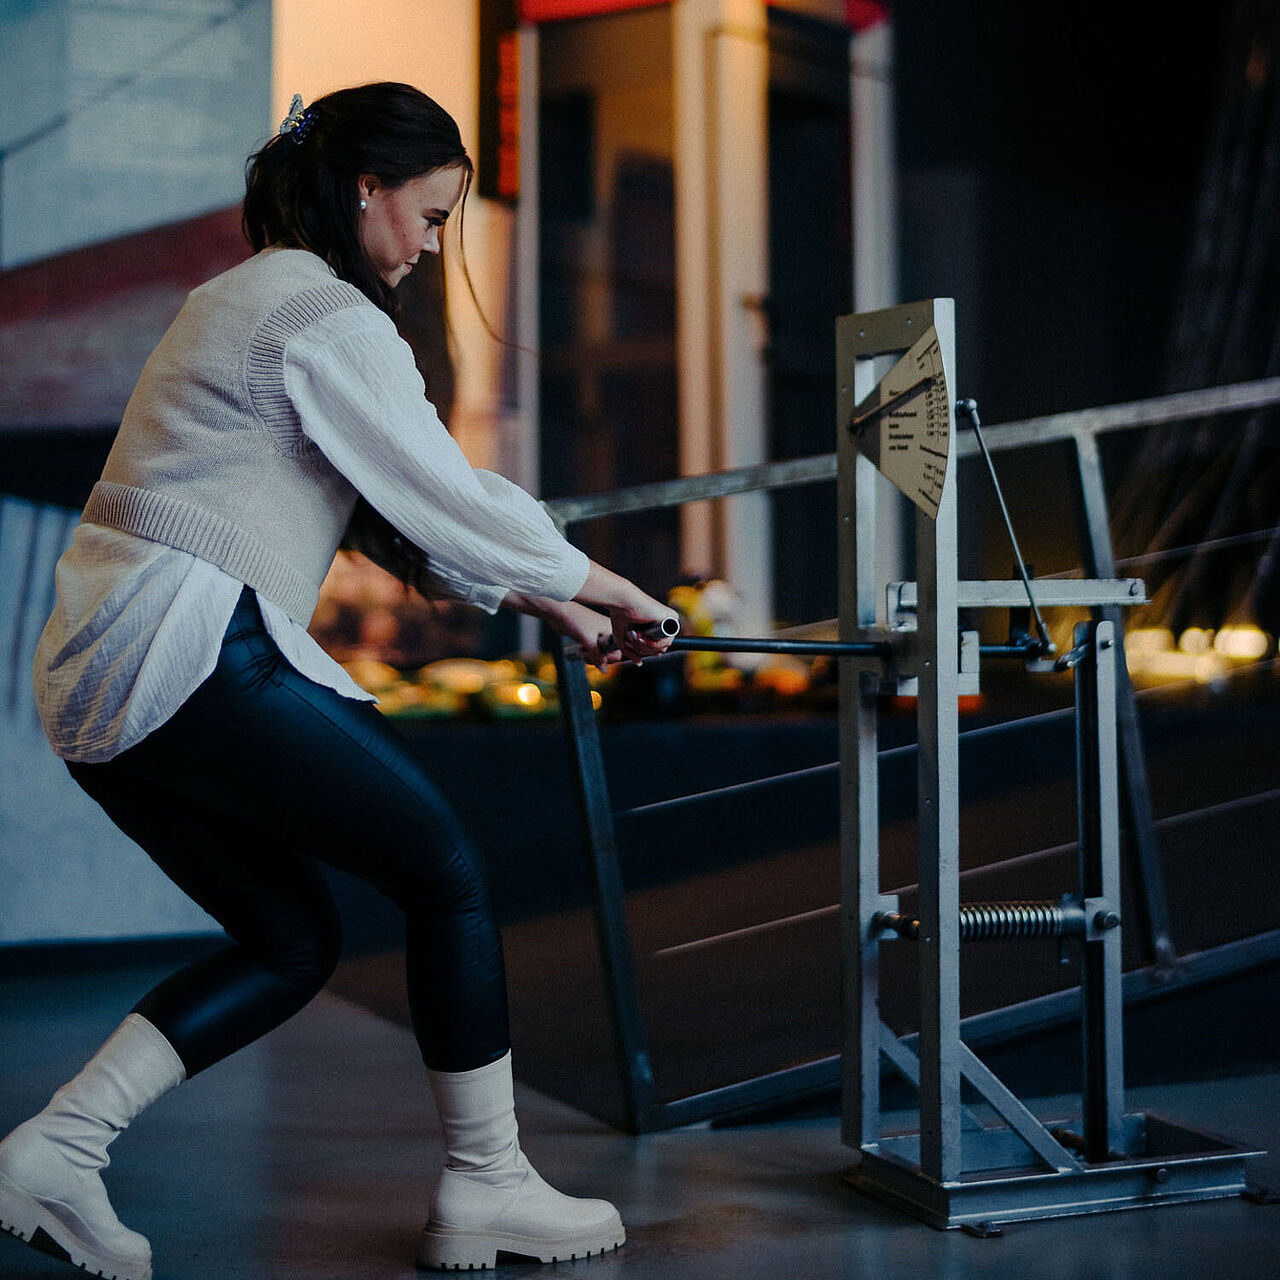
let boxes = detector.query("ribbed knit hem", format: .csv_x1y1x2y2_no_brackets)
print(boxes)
248,281,368,457
83,481,319,624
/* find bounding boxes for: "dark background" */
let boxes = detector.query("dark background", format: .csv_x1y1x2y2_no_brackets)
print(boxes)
894,0,1230,420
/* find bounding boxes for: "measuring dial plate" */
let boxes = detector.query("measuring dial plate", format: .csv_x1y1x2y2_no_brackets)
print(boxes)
848,324,951,515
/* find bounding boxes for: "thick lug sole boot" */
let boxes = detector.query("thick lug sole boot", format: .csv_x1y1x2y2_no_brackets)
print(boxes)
420,1053,625,1270
417,1197,625,1270
0,1015,183,1280
0,1165,152,1280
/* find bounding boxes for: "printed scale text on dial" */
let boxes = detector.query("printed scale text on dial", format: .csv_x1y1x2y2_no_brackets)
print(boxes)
848,324,951,517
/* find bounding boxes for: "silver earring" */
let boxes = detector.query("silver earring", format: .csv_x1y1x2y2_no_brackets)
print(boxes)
359,199,367,210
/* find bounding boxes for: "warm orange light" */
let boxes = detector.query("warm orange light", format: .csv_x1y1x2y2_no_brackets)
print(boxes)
423,659,492,695
514,682,543,708
1214,624,1270,660
1125,627,1174,656
1178,627,1214,655
1126,622,1272,683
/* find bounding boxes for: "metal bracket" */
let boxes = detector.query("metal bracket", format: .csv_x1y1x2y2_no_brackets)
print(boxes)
889,578,1147,623
1083,896,1122,942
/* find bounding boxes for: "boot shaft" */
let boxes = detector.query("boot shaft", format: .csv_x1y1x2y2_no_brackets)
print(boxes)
427,1051,520,1173
3,1014,185,1176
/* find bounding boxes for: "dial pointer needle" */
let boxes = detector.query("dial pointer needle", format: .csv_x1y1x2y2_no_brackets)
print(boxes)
849,371,931,430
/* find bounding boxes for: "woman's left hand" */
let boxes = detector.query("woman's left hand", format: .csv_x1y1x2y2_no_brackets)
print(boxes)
502,594,624,667
545,599,626,667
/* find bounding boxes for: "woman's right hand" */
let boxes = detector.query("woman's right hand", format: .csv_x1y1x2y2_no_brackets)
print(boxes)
577,562,679,665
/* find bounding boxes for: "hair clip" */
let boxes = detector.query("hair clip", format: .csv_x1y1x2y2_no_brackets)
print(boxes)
278,93,314,144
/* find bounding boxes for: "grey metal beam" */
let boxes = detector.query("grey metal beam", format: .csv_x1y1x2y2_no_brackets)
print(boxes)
545,453,839,527
956,376,1280,456
895,929,1280,1058
955,1044,1081,1173
544,378,1280,532
891,578,1146,611
837,308,886,1151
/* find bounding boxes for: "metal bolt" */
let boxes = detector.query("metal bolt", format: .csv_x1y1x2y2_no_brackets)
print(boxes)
1094,910,1121,931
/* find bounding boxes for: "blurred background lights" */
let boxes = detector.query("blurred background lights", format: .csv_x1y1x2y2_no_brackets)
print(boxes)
1124,622,1272,686
1178,627,1215,655
1125,628,1175,655
514,682,544,708
1213,624,1270,660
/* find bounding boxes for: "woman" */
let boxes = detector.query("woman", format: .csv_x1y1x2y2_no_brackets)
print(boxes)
0,83,675,1279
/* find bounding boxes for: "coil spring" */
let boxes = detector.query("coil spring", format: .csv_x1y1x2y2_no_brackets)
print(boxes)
957,901,1073,941
875,901,1089,941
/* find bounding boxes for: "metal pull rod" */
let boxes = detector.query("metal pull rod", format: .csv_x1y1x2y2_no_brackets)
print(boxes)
956,398,1055,656
568,617,681,660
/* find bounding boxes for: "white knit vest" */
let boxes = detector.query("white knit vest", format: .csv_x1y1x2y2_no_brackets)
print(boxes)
83,249,369,624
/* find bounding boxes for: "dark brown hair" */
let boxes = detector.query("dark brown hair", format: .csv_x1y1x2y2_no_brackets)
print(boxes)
242,82,473,315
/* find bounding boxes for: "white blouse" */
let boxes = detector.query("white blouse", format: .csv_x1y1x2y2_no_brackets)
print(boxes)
35,305,587,764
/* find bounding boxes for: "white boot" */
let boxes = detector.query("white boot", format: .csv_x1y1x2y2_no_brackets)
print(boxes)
0,1013,186,1280
417,1051,625,1270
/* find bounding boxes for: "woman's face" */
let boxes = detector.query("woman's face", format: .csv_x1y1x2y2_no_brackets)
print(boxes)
357,165,467,287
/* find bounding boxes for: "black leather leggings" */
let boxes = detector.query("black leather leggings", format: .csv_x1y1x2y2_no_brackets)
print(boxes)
67,589,509,1078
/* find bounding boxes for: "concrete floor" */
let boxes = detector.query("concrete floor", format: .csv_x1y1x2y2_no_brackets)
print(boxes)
2,958,1278,1280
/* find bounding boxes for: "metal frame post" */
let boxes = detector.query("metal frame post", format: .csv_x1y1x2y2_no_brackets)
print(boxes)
1075,619,1126,1160
836,309,887,1152
836,299,963,1180
551,642,657,1132
910,312,962,1185
1071,431,1176,971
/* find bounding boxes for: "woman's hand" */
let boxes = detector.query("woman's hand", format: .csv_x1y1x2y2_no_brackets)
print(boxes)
542,599,625,668
504,562,678,667
576,562,680,665
501,593,625,667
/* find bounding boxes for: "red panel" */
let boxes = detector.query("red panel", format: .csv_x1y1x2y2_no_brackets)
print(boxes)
846,0,889,29
520,1,890,25
519,0,667,22
0,207,248,429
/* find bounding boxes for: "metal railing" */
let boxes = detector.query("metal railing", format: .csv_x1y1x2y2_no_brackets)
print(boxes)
544,375,1280,1134
549,376,1280,520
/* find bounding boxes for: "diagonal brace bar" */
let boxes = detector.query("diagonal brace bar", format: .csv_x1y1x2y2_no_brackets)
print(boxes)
879,1022,985,1132
956,1043,1081,1173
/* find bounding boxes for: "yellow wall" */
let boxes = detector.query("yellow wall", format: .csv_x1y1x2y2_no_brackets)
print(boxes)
272,0,477,142
272,0,510,472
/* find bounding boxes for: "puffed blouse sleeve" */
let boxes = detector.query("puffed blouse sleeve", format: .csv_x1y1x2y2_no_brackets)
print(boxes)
282,304,589,612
